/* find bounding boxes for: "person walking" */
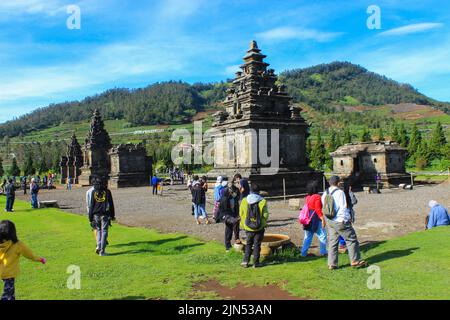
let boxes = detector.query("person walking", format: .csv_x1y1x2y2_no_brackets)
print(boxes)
0,220,46,300
4,179,15,213
29,178,39,209
338,182,358,253
300,181,327,257
88,178,115,256
191,180,210,225
322,176,367,269
239,183,269,268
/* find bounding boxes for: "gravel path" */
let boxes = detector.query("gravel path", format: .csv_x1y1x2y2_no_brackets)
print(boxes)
16,181,450,250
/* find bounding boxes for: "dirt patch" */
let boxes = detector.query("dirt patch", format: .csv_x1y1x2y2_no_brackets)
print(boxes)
193,280,305,300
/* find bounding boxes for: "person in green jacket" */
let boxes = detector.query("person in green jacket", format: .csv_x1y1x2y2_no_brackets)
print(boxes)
239,183,269,268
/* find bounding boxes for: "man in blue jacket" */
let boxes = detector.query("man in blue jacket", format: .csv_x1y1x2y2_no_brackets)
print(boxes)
426,200,450,229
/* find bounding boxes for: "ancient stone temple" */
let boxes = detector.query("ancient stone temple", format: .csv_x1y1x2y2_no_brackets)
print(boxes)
209,41,322,195
330,141,409,187
60,134,83,184
109,143,152,188
78,110,112,186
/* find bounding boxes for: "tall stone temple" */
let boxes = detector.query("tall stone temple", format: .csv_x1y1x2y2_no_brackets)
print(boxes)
60,134,83,184
209,40,322,195
78,109,113,186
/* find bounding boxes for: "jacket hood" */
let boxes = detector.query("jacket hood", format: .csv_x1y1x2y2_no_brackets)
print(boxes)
0,240,13,252
247,193,263,205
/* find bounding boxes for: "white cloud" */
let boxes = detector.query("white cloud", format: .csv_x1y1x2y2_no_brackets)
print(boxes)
379,23,444,36
256,26,343,43
224,65,241,76
0,0,66,16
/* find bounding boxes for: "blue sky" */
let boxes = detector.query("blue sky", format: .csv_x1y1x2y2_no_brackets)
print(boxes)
1,0,449,123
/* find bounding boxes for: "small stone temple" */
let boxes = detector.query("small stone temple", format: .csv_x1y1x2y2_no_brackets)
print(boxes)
209,41,322,195
74,109,152,188
109,143,152,188
60,134,83,184
330,141,409,187
78,110,113,186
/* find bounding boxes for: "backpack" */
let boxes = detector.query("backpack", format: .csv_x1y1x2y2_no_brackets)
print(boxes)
216,190,232,223
298,198,316,226
245,202,262,230
323,188,338,219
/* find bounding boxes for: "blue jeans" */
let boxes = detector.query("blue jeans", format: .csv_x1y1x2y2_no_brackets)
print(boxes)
5,196,14,212
94,215,110,254
31,193,38,208
2,279,15,300
301,223,327,257
193,203,207,219
339,236,346,246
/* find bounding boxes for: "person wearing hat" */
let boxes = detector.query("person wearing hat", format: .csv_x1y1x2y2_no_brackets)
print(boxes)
426,200,450,230
321,175,367,269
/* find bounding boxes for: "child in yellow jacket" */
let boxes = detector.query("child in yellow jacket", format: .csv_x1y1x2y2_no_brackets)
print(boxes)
0,220,46,300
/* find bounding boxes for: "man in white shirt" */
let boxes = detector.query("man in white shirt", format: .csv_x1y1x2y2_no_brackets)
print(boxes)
322,175,366,270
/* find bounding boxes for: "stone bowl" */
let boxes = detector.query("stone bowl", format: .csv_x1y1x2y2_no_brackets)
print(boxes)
241,233,291,257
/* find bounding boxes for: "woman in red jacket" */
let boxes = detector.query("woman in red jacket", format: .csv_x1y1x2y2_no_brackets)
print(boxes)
301,181,327,257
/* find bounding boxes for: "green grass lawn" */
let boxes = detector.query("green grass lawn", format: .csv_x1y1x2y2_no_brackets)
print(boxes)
0,197,449,300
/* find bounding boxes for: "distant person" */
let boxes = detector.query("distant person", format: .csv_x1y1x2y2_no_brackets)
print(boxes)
191,179,210,225
201,176,209,192
0,220,46,300
1,179,6,194
4,179,15,213
300,181,327,257
234,174,250,201
88,178,115,256
67,177,72,190
151,174,161,195
213,176,225,220
322,176,367,269
29,178,39,209
188,175,199,216
239,183,269,268
21,177,27,195
426,200,450,230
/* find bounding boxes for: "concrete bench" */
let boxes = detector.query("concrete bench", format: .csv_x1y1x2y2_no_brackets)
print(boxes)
39,200,59,208
288,198,302,210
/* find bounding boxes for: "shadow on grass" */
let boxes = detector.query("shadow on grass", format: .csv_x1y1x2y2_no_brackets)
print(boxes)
263,247,324,266
110,236,189,247
367,247,420,264
108,242,205,256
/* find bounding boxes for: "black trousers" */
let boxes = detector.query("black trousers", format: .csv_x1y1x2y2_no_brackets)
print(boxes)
225,220,240,249
152,185,158,195
244,229,265,264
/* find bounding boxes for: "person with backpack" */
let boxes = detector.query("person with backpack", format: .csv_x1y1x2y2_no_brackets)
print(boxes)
338,182,358,253
299,181,327,257
322,176,367,269
0,220,46,300
88,178,115,256
239,183,269,268
29,178,39,209
4,179,15,213
191,180,210,225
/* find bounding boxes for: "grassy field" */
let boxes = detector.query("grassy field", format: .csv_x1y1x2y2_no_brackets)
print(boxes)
0,197,449,300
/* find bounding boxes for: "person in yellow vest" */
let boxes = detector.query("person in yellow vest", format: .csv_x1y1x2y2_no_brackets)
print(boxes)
0,220,46,300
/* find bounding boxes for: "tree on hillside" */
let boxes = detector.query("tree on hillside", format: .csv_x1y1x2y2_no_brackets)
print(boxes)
429,122,447,160
360,127,372,142
9,157,20,176
398,124,409,147
38,156,48,174
0,157,4,177
23,153,35,176
343,128,352,144
391,125,400,143
377,127,385,141
408,124,422,158
310,130,327,170
415,139,430,170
